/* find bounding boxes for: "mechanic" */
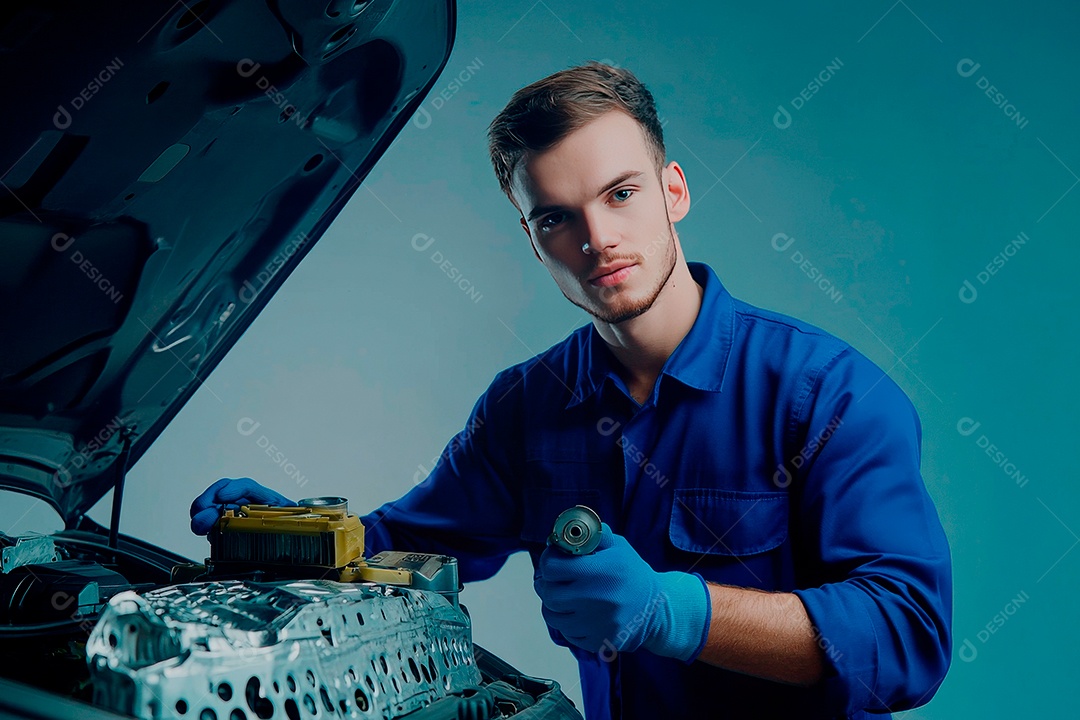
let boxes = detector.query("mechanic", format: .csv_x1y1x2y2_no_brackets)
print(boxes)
191,61,952,718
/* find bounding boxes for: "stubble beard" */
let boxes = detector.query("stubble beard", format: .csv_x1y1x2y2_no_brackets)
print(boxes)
563,224,678,325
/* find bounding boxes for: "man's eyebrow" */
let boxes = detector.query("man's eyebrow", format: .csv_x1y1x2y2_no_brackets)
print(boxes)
525,170,645,222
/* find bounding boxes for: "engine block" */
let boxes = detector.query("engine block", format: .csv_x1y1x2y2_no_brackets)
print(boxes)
86,579,481,719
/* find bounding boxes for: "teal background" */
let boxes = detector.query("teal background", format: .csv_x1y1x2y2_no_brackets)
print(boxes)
6,0,1076,715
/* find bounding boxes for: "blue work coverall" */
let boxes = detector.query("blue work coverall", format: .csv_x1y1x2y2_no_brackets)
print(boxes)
361,261,953,719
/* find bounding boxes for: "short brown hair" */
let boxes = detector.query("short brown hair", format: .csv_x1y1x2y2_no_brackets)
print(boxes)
487,61,666,212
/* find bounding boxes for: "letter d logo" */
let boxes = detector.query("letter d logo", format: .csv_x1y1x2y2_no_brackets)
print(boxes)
236,58,261,78
958,637,978,663
956,58,981,78
773,465,793,489
239,279,259,304
598,640,618,662
771,232,795,252
411,232,435,252
596,417,622,437
53,104,72,129
412,105,432,130
956,417,981,437
958,279,978,304
51,232,75,252
773,104,792,130
236,417,261,436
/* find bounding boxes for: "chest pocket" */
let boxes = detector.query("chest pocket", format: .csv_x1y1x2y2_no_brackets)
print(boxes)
669,488,789,555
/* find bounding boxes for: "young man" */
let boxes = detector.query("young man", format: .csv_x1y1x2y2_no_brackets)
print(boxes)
192,62,952,718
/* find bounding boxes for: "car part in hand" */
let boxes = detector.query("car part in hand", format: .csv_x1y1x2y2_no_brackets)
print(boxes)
547,505,603,555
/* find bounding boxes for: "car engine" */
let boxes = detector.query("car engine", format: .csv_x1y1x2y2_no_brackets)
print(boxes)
87,580,481,719
0,499,581,720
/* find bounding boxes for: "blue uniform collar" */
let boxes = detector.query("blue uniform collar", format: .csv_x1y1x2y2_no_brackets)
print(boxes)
565,261,735,409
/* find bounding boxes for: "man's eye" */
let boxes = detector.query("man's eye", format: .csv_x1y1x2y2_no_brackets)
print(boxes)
539,212,565,232
612,188,634,202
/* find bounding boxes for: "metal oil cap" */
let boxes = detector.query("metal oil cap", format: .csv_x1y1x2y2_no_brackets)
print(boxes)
297,496,349,512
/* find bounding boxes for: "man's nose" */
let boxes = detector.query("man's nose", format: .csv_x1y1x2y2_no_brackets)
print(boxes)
581,208,620,254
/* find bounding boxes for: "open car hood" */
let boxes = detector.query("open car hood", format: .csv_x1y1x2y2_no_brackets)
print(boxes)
0,0,455,526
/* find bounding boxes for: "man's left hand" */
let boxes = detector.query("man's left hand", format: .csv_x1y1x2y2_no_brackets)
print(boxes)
533,522,711,661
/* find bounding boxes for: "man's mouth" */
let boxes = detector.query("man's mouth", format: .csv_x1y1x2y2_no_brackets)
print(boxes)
588,262,636,287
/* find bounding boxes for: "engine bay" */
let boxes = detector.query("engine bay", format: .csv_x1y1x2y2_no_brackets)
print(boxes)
0,500,581,719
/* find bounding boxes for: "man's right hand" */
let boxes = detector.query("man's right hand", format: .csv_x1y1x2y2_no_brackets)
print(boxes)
189,477,296,535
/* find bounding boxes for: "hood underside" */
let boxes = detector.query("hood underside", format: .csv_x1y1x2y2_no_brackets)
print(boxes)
0,0,455,524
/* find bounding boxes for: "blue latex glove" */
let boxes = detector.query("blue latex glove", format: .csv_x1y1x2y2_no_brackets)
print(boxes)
189,477,296,535
532,565,573,650
533,522,711,662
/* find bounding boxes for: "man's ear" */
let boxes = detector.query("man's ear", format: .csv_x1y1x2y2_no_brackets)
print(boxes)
520,216,543,264
662,160,691,224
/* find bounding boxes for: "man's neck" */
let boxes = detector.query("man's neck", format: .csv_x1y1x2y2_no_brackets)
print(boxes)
594,261,704,398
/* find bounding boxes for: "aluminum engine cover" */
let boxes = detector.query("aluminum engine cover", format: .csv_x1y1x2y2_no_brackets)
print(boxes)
86,579,481,719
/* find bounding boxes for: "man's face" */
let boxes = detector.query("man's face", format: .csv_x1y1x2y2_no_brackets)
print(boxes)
511,110,689,324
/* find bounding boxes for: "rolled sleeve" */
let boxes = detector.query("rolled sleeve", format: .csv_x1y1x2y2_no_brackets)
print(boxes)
359,368,526,583
789,345,952,714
